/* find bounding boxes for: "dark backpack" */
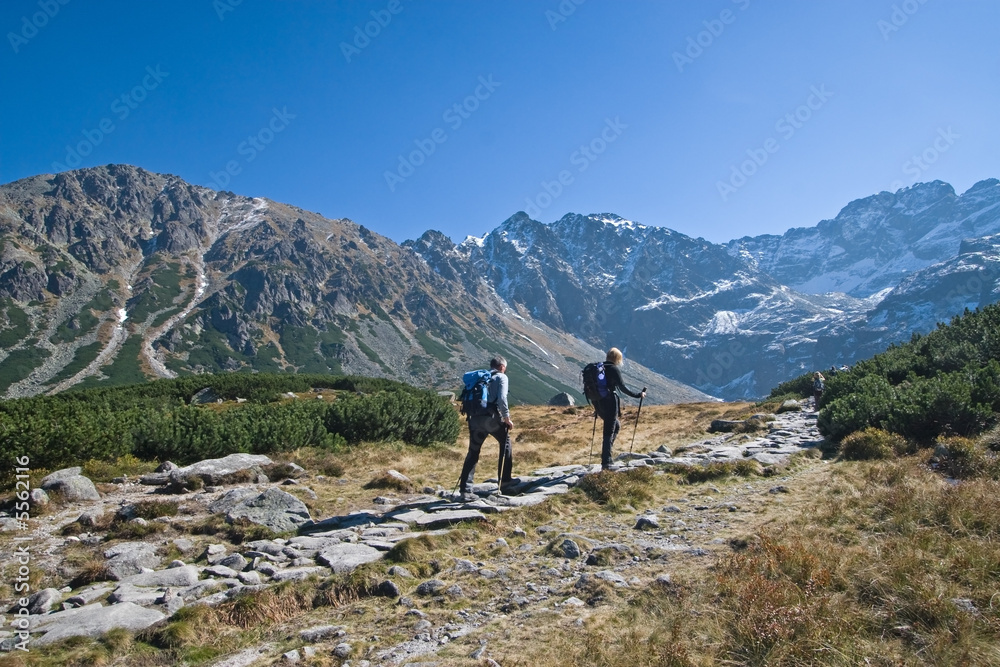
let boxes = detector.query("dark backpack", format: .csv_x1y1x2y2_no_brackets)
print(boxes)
460,369,493,417
581,362,609,405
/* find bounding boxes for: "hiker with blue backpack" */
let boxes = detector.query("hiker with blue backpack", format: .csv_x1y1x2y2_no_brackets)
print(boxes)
457,356,514,501
583,348,646,470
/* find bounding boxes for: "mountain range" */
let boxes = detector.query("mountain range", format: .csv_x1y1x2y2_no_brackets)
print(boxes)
1,165,998,401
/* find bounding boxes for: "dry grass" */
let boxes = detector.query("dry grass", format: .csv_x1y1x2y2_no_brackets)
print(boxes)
9,402,1000,666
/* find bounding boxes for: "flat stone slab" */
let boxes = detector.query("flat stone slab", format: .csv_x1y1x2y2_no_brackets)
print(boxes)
492,493,549,508
119,565,200,588
316,543,384,573
170,453,273,486
269,566,330,582
31,602,166,646
414,510,487,529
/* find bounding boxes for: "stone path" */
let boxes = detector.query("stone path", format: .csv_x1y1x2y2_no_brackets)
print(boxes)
1,404,825,663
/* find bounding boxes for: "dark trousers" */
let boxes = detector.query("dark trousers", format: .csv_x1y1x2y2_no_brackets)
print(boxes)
459,412,512,492
596,395,620,469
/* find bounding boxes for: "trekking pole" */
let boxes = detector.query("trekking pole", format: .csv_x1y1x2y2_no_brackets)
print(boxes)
628,388,646,454
589,410,597,466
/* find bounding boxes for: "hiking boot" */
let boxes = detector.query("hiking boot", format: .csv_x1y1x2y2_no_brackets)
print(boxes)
458,491,478,503
499,478,518,495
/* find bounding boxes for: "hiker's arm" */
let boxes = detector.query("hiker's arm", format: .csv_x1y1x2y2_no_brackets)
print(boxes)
495,374,512,426
610,365,644,399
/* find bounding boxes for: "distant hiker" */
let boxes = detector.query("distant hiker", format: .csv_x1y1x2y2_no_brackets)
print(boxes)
458,356,514,500
592,348,645,470
813,371,825,409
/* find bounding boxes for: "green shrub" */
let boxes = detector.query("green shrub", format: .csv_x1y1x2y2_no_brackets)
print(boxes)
816,306,1000,444
767,373,815,400
838,428,906,461
937,436,1000,480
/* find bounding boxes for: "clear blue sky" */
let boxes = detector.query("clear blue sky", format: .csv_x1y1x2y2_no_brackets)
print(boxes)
2,0,997,245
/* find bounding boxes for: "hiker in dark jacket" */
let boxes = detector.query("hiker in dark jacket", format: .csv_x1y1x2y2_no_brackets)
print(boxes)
813,371,825,410
458,356,514,500
595,347,645,470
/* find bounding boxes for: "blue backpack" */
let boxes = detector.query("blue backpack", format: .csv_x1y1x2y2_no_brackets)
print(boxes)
460,369,493,417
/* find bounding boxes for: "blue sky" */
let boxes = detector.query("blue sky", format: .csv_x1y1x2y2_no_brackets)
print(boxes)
1,0,997,245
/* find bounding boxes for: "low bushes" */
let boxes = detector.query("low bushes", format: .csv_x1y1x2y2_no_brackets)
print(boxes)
817,305,1000,444
0,373,460,477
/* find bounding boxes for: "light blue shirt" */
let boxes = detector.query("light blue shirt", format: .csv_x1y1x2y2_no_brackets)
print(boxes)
488,371,510,420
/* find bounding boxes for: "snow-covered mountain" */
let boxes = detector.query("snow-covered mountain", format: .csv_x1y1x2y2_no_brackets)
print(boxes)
729,180,1000,297
411,180,1000,399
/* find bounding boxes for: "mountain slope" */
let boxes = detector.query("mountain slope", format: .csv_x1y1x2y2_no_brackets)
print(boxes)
0,166,708,404
428,181,1000,399
728,179,1000,297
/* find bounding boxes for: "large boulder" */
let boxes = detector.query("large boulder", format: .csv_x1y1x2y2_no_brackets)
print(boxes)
225,487,311,533
140,453,274,489
40,467,100,502
103,542,161,580
548,392,575,407
31,602,166,646
316,543,384,573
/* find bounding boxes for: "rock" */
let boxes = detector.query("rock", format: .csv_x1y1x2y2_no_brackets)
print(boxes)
594,570,628,586
16,588,60,615
415,579,447,596
103,542,160,580
40,470,100,501
316,543,383,573
226,488,311,533
635,515,660,531
562,596,585,607
548,392,575,406
282,649,300,663
165,453,274,488
269,566,329,582
205,565,241,579
333,643,352,659
237,571,262,585
218,553,248,571
560,539,582,559
63,585,114,608
120,565,200,588
40,467,82,485
385,469,411,484
31,602,166,646
209,488,261,514
172,538,196,554
388,565,413,578
778,399,802,413
376,580,401,597
299,624,346,642
29,488,49,506
414,510,487,529
108,583,163,606
77,507,105,527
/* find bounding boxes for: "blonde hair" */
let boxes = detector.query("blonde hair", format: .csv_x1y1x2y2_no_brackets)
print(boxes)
606,347,623,364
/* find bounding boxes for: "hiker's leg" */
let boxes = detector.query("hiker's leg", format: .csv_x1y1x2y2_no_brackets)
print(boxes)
460,419,488,491
601,415,616,469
